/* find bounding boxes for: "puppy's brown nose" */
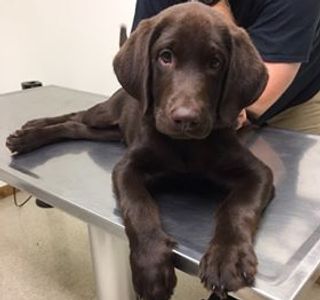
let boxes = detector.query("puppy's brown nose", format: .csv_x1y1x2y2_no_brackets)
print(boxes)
171,107,200,130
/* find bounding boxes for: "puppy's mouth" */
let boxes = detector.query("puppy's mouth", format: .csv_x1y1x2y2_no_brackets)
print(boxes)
155,112,212,140
168,130,211,140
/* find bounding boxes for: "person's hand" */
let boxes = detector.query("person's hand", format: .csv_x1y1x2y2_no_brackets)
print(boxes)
236,109,250,129
210,0,234,22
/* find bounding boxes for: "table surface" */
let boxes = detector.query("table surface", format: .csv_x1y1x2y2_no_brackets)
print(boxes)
1,86,320,300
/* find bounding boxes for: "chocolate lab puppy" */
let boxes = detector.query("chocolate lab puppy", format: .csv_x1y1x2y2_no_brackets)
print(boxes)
6,3,274,299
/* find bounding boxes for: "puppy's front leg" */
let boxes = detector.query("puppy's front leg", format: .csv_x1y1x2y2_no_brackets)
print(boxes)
112,150,177,300
200,143,274,296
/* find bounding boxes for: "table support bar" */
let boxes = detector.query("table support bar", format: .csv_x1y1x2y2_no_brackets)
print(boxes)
88,224,136,300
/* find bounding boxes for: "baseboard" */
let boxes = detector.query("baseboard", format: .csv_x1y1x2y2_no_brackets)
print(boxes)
0,182,14,199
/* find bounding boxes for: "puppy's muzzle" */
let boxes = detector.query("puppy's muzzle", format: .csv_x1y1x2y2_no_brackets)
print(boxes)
170,106,201,132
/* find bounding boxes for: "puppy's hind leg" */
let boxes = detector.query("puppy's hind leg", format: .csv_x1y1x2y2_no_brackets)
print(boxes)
8,89,127,154
21,112,83,129
6,121,122,154
81,89,126,130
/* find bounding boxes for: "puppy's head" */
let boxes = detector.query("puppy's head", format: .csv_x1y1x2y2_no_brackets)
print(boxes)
113,2,268,139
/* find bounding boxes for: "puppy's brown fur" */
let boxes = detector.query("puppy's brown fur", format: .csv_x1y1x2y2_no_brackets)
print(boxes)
7,3,273,299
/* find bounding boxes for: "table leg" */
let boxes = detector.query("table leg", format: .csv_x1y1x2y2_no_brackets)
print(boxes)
88,224,136,300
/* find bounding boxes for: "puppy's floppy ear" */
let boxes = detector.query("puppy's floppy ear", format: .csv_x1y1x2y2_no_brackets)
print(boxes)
219,26,268,125
119,25,128,48
113,19,156,114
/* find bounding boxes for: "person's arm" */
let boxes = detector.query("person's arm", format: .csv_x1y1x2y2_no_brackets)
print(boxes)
210,0,234,21
212,0,233,19
236,62,300,128
246,62,301,119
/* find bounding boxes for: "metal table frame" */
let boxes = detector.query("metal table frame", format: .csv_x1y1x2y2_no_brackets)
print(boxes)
1,86,320,300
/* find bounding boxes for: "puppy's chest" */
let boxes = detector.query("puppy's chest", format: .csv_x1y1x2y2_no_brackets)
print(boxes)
166,142,217,174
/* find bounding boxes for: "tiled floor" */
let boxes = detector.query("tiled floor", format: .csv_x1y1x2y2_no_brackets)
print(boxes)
0,192,319,300
0,192,95,300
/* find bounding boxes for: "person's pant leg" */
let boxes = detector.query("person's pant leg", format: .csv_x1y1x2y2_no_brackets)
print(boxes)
267,92,320,135
132,0,185,31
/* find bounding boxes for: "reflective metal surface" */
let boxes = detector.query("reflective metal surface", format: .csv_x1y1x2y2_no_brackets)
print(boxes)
88,224,135,300
1,86,319,300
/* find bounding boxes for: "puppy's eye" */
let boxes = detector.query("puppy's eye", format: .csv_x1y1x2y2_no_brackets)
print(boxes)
209,58,222,70
159,49,173,65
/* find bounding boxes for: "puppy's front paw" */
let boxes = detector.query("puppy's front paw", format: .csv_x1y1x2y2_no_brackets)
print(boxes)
130,234,177,300
199,241,257,296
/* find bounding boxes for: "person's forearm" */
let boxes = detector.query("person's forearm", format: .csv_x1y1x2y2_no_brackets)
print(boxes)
246,62,301,119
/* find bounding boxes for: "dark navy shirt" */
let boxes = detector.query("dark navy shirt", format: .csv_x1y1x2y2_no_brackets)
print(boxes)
228,0,320,123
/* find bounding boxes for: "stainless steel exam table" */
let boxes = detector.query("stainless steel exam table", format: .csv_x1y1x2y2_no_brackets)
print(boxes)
0,86,319,300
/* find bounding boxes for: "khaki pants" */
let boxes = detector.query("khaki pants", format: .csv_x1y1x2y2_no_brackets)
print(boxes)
268,92,320,135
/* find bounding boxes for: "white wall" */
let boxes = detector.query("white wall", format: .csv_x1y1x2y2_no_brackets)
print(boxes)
0,0,135,95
